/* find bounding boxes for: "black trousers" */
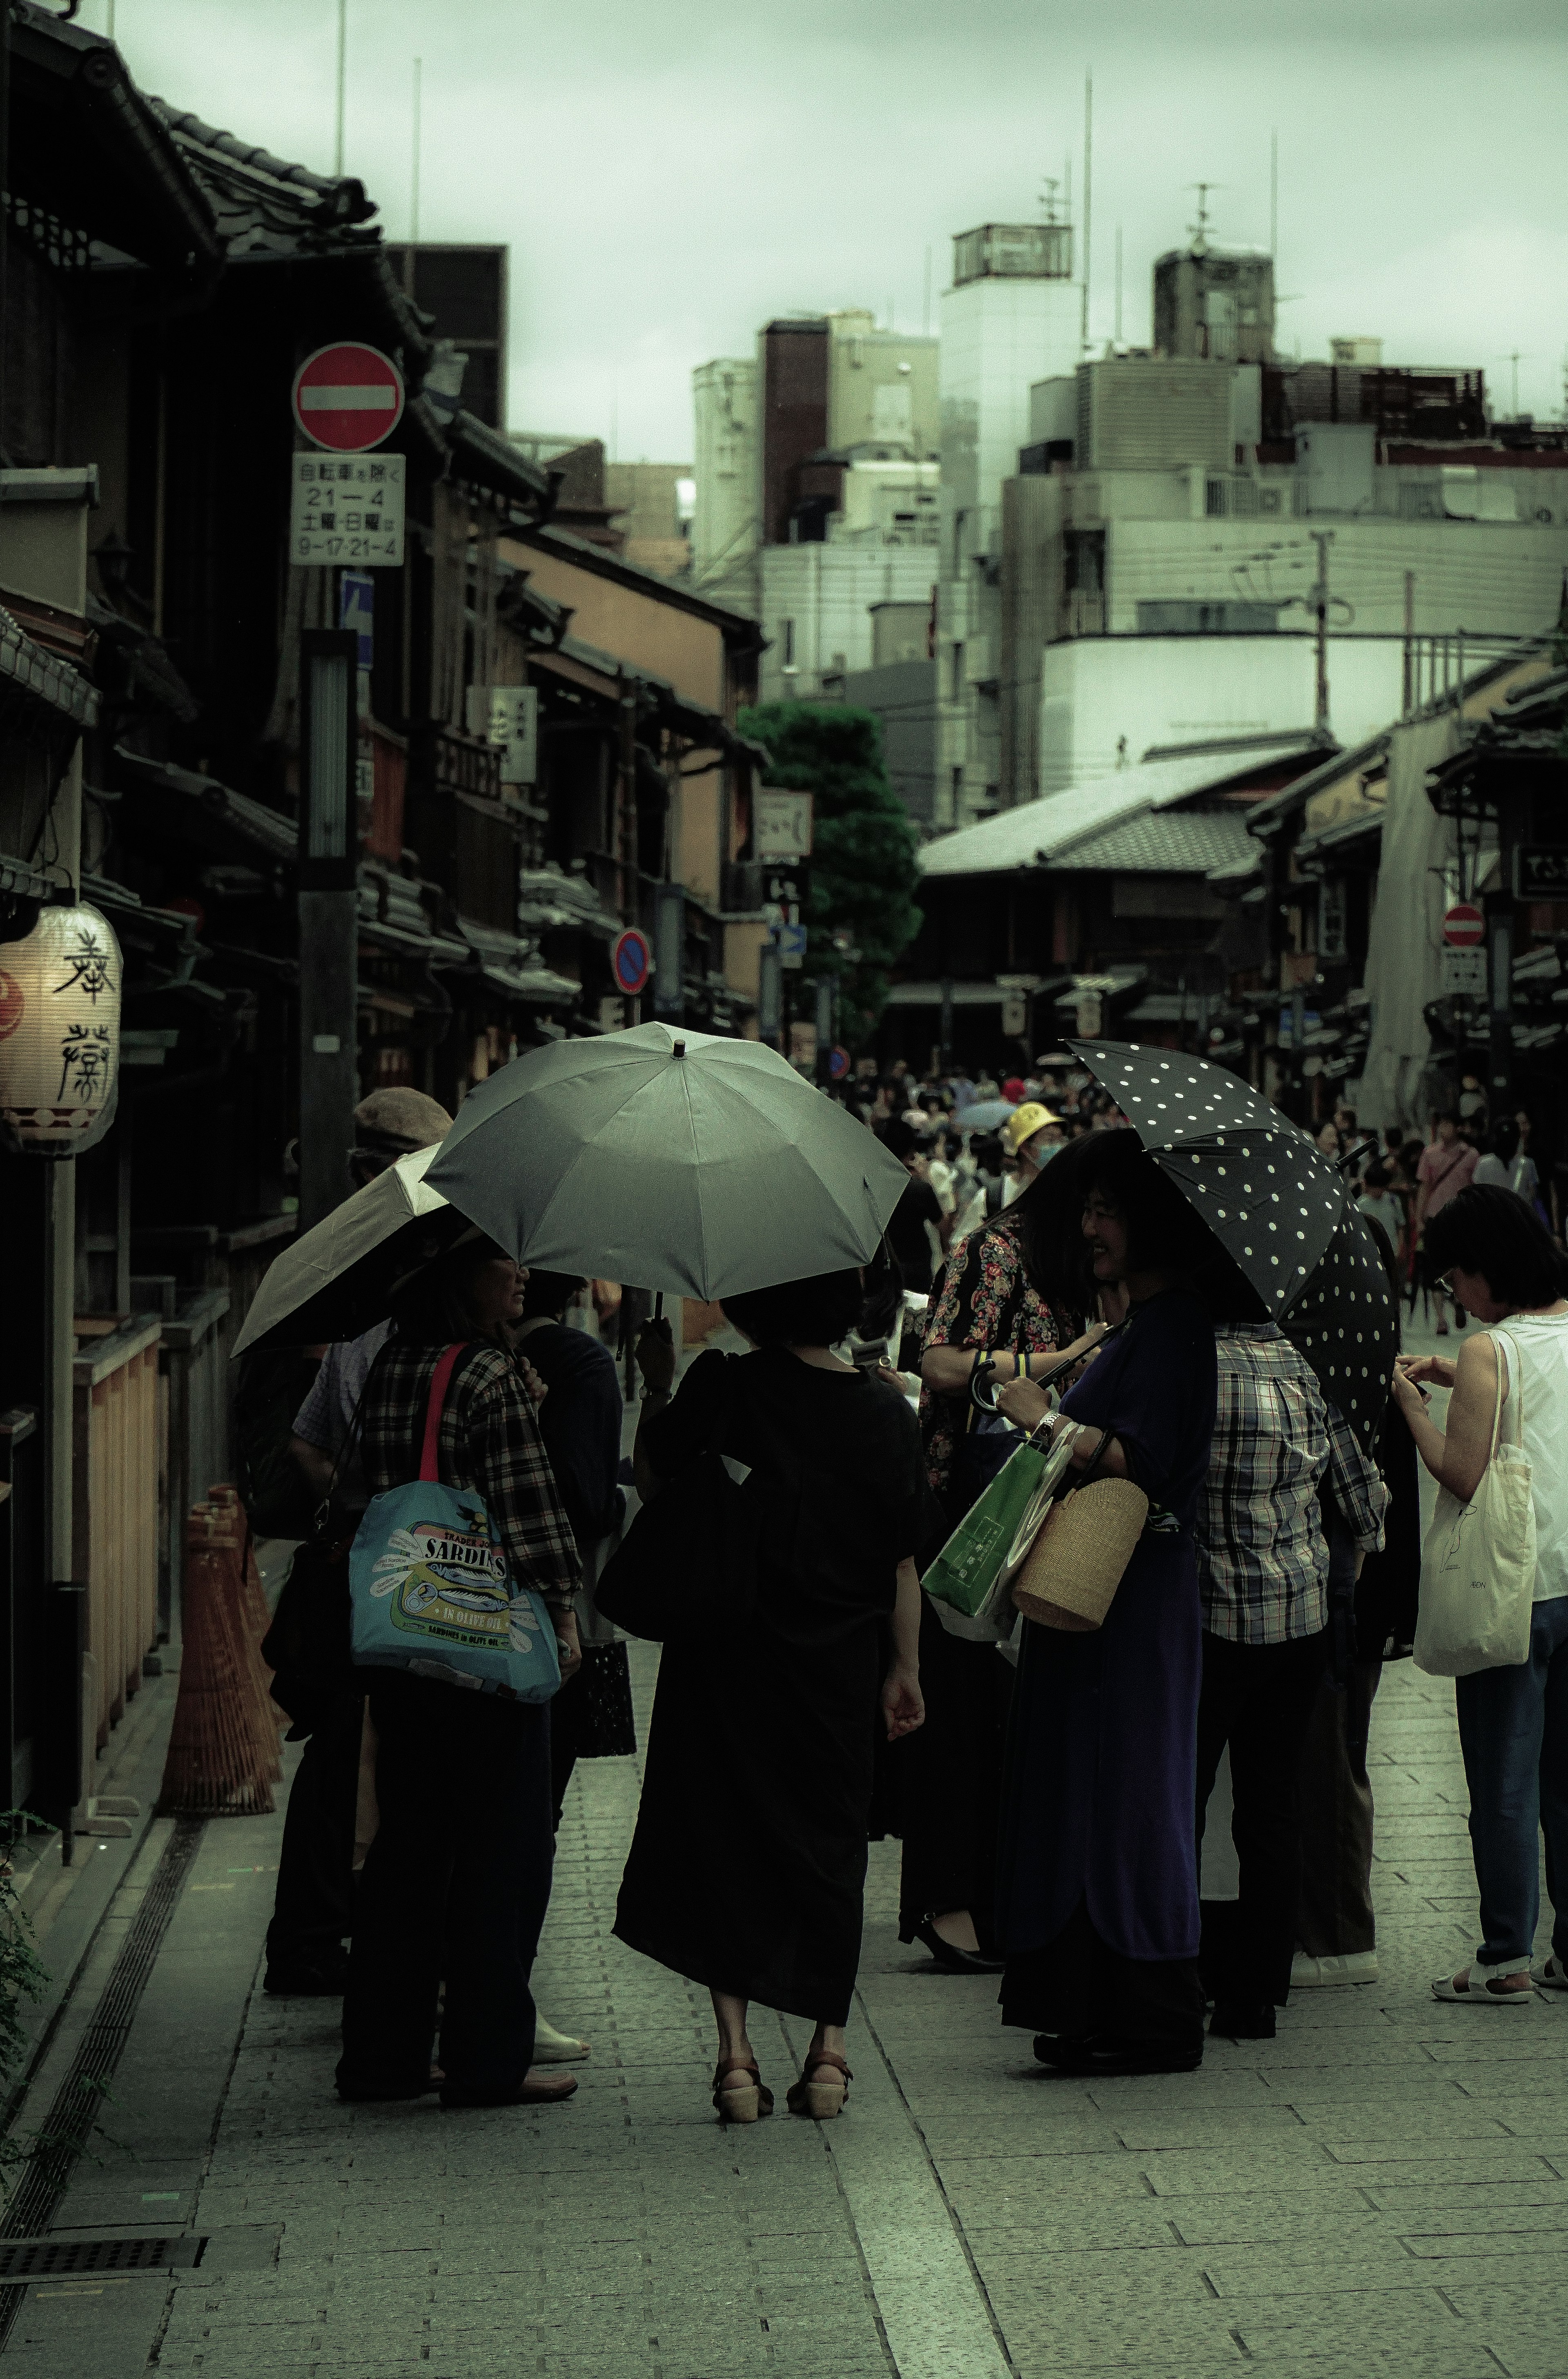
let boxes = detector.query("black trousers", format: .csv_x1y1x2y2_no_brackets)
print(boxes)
1000,1903,1206,2051
337,1672,554,2097
265,1691,363,1972
1195,1628,1329,2007
550,1664,585,1831
897,1597,1011,1949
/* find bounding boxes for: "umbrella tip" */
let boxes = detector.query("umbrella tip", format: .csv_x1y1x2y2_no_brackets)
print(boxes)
672,1038,686,1058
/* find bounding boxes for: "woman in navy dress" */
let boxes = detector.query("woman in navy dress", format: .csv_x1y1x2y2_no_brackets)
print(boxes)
993,1131,1222,2076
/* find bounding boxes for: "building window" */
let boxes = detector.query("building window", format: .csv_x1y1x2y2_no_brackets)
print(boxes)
1205,478,1228,517
951,765,964,814
951,642,965,701
953,509,968,571
1319,878,1348,962
782,619,795,667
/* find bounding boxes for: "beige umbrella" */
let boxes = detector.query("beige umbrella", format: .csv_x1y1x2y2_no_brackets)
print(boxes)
233,1146,467,1355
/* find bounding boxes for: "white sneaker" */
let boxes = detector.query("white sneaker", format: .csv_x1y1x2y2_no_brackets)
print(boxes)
1290,1950,1379,1988
1530,1954,1568,1993
532,2014,590,2062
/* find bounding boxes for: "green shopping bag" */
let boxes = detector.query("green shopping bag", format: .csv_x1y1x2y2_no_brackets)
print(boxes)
923,1429,1052,1619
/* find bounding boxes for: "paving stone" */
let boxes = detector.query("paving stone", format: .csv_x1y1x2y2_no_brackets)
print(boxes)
44,1624,1560,2379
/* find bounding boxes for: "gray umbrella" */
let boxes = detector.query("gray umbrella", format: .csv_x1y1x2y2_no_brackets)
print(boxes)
425,1022,911,1301
953,1099,1018,1132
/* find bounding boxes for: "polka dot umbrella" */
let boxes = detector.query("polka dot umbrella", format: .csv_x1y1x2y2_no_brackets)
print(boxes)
1277,1198,1400,1452
1070,1040,1347,1317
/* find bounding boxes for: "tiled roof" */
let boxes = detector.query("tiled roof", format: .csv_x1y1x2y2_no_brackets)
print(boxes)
918,737,1320,878
1056,809,1256,875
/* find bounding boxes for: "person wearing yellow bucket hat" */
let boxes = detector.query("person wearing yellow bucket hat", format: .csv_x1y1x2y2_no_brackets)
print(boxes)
1000,1103,1065,1207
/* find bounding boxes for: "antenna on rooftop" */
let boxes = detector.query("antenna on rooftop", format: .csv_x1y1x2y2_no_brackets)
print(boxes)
1185,181,1223,256
1039,176,1062,226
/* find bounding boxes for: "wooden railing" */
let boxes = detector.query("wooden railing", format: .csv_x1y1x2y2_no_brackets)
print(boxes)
71,1315,162,1752
160,1290,231,1644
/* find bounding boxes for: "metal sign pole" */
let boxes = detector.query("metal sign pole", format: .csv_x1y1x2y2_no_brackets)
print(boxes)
297,629,360,1232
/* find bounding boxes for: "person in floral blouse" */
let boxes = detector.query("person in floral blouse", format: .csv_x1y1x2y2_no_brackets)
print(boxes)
894,1155,1100,1973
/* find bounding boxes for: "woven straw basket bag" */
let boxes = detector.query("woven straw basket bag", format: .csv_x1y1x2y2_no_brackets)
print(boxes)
1010,1475,1149,1632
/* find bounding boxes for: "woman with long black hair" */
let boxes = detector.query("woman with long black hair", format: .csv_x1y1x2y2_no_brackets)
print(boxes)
898,1152,1103,1970
991,1132,1223,2074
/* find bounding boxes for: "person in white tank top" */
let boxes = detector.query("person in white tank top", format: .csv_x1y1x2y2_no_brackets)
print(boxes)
1395,1185,1568,2005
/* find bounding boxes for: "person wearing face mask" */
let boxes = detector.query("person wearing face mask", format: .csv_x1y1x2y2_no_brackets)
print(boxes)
1000,1102,1064,1206
992,1134,1222,2076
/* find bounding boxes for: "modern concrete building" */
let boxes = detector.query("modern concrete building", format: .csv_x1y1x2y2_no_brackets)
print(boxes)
690,356,759,614
934,220,1083,830
690,312,938,625
1153,239,1276,365
996,354,1568,806
757,543,938,702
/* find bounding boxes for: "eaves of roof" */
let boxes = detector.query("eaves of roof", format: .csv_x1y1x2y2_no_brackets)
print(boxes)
536,635,744,757
445,412,554,517
1245,733,1388,840
510,523,766,651
9,5,222,274
114,745,294,862
0,607,100,728
1293,810,1385,869
151,98,376,238
920,738,1321,880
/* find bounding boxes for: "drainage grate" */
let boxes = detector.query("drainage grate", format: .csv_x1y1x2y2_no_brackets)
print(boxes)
0,2234,206,2279
0,1820,205,2348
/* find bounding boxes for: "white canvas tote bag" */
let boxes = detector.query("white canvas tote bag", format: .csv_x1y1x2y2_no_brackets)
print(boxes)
1414,1327,1536,1678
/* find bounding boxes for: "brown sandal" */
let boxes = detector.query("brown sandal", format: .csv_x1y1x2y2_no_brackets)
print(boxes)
712,2057,774,2124
786,2051,851,2121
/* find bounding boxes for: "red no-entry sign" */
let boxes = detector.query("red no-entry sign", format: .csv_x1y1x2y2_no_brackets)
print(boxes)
1442,902,1485,948
292,343,405,453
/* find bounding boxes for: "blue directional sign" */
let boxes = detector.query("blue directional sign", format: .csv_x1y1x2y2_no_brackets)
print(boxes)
777,920,808,971
339,570,374,668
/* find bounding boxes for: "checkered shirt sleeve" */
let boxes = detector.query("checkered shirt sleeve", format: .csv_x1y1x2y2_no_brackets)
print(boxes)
1198,1329,1336,1645
1323,1398,1389,1553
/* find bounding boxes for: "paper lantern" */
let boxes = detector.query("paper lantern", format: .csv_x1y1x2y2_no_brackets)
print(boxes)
0,900,122,1156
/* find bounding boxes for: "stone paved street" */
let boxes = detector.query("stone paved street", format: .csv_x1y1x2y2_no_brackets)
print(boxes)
10,1564,1568,2379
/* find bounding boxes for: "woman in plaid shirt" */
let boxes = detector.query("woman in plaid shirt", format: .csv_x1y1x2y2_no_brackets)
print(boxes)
336,1236,584,2111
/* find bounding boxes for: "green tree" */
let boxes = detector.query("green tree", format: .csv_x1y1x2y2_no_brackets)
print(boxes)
739,704,922,1043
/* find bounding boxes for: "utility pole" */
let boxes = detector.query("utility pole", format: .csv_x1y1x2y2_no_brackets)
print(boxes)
1079,71,1093,356
1270,131,1278,261
1309,530,1334,733
334,0,347,177
616,673,638,929
1401,568,1415,715
410,57,422,243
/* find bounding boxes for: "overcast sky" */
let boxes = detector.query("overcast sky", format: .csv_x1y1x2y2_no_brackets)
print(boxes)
102,0,1568,455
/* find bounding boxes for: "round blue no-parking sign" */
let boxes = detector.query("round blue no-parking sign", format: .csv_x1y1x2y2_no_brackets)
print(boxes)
612,929,652,996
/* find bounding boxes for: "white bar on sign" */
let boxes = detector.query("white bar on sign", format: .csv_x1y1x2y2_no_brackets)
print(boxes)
299,386,399,411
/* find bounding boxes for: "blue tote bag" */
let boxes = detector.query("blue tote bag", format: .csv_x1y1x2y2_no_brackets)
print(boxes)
349,1343,562,1703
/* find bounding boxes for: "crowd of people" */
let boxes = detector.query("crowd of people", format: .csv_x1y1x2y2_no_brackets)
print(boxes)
258,1052,1568,2115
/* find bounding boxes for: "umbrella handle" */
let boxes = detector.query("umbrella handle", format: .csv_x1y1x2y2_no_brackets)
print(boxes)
653,1292,664,1323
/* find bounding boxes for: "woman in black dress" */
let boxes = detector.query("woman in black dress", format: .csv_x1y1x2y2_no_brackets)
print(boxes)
614,1269,929,2123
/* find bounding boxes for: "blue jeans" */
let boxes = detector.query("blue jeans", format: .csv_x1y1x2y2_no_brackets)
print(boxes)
1454,1597,1568,1971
